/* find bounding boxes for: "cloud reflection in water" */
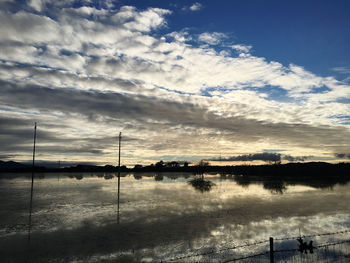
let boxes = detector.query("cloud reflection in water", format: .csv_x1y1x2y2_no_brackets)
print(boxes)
0,173,349,262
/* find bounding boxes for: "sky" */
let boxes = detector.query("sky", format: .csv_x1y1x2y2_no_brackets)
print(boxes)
1,0,350,166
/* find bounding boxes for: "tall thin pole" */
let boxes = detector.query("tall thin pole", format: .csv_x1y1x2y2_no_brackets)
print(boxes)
269,237,274,263
118,132,121,178
28,122,37,242
117,132,121,224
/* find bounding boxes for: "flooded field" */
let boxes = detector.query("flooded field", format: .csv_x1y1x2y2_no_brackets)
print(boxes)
0,172,349,262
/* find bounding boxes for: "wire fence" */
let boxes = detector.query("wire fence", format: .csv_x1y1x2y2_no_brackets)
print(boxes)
220,251,269,263
161,239,269,262
274,239,350,253
158,228,350,262
274,229,350,241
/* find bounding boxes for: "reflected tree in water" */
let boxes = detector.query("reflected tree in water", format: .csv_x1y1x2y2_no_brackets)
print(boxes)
74,174,83,180
133,174,142,180
104,174,114,180
166,174,179,180
154,173,164,181
263,181,287,194
234,174,251,188
189,178,215,192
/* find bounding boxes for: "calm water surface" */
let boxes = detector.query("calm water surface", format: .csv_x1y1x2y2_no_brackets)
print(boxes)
0,172,349,262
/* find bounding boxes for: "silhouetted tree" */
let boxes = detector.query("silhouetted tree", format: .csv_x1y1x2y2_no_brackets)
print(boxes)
195,160,209,178
133,164,143,169
197,160,209,166
167,161,179,167
155,160,164,170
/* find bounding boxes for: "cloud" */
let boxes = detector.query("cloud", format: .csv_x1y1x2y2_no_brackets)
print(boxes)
0,115,113,158
232,44,252,53
331,67,350,74
122,7,172,32
189,2,203,11
282,155,310,162
0,11,61,44
0,2,350,164
198,32,227,45
335,153,350,159
0,80,342,143
182,2,203,12
28,0,46,12
166,30,192,42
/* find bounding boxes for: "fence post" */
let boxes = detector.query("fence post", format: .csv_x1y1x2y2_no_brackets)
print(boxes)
269,237,274,263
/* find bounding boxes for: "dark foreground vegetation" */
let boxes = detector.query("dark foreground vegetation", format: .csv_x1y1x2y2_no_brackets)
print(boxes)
1,160,350,178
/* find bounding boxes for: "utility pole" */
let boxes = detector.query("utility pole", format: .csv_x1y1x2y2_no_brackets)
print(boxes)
28,122,37,242
118,132,121,180
117,132,121,224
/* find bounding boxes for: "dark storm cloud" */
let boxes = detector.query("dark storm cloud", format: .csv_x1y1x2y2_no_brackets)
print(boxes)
0,80,218,126
335,153,350,159
0,115,136,156
211,153,311,162
283,155,309,162
0,0,26,12
1,79,350,155
0,117,65,151
210,153,282,162
0,63,141,92
0,114,135,159
0,154,15,159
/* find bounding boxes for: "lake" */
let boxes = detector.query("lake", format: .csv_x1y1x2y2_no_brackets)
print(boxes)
0,172,349,262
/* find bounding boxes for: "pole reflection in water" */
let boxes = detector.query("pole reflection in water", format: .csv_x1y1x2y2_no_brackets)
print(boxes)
117,180,120,225
117,132,121,224
28,122,37,242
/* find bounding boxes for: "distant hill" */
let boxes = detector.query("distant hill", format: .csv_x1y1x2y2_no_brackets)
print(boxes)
0,161,30,171
0,160,125,173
